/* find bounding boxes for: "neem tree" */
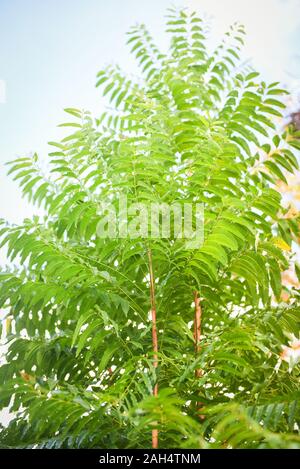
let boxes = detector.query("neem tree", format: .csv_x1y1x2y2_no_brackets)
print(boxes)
0,8,300,449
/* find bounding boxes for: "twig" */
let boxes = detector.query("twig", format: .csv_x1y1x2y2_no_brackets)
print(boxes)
193,290,204,420
147,247,158,448
193,290,202,377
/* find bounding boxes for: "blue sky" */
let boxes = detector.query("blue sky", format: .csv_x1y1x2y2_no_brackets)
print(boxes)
0,0,171,222
0,0,300,224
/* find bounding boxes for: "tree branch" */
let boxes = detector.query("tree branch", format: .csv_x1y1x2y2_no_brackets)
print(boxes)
193,290,202,377
147,247,158,449
193,290,204,420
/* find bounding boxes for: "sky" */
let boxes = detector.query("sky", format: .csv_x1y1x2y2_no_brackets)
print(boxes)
0,0,300,226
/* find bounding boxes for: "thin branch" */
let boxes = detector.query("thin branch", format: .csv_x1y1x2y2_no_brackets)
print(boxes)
193,290,202,377
193,290,204,420
147,247,158,449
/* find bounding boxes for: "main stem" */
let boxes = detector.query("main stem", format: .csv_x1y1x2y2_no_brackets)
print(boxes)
147,248,158,449
193,290,202,377
193,290,204,420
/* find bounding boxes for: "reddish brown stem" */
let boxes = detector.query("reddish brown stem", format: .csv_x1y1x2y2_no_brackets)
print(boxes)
147,248,158,449
193,290,202,375
193,290,205,420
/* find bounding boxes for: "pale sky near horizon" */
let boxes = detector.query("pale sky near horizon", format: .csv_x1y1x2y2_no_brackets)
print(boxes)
0,0,300,226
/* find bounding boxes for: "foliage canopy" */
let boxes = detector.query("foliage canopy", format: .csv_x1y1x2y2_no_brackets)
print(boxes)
0,8,300,449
